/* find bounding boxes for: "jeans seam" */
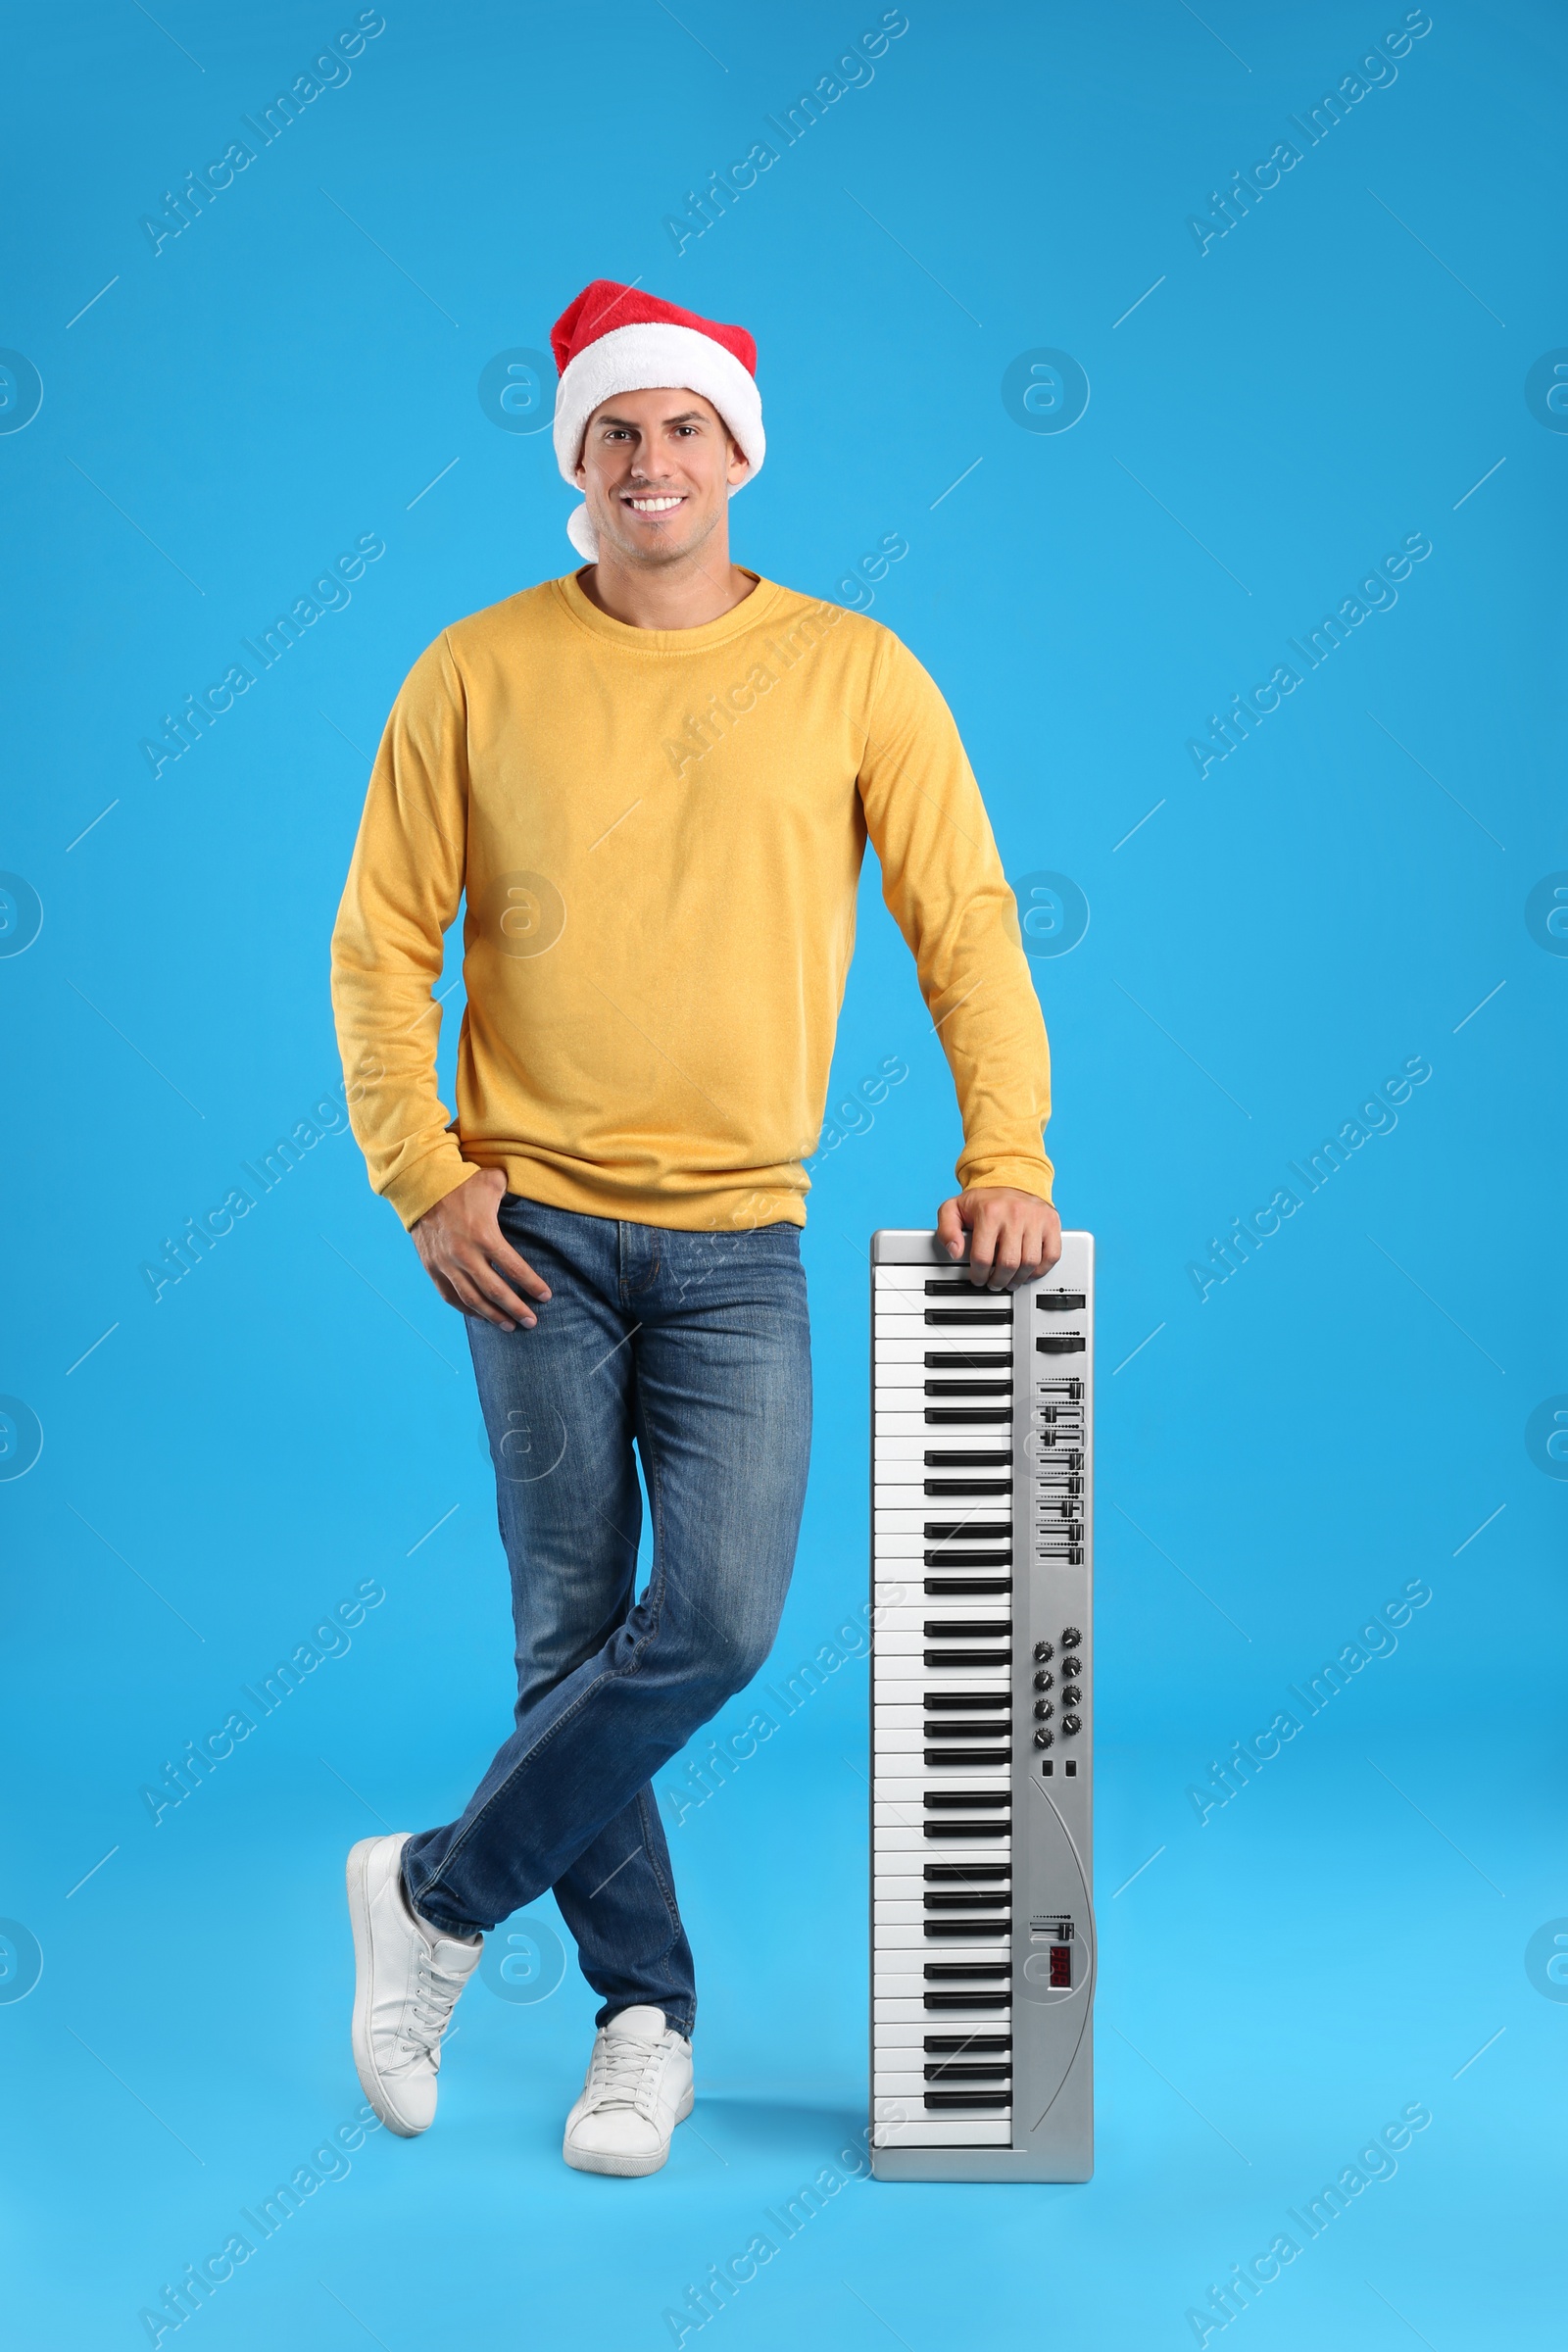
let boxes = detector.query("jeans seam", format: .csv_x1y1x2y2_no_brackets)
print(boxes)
630,1348,667,1658
633,1787,691,1987
420,1367,665,1911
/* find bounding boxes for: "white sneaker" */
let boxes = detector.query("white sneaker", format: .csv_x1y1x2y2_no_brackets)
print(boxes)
562,2005,695,2177
346,1833,483,2137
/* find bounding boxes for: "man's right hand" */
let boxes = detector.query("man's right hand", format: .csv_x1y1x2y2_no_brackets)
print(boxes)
411,1167,551,1332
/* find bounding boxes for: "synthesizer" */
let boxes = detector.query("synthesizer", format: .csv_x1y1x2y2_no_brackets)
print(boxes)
869,1227,1095,2183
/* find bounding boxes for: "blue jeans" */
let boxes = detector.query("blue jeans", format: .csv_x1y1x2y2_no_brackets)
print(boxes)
402,1198,812,2039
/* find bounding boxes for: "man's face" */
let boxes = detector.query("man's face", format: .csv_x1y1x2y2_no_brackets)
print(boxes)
573,387,750,566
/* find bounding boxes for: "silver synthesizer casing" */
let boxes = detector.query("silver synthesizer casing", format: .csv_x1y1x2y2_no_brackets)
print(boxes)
869,1228,1095,2183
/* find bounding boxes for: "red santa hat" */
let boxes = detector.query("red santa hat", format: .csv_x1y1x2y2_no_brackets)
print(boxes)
550,279,765,561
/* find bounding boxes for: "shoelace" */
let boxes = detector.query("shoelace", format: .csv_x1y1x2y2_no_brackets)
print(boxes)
398,1948,469,2063
585,2031,666,2120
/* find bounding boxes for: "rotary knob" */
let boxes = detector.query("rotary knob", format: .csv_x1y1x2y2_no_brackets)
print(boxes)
1061,1683,1081,1706
1033,1641,1054,1663
1061,1713,1081,1737
1033,1669,1054,1692
1060,1626,1082,1647
1033,1728,1054,1749
1033,1698,1054,1721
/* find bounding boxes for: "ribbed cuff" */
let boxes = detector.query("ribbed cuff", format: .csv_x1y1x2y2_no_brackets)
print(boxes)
382,1154,480,1231
956,1159,1055,1205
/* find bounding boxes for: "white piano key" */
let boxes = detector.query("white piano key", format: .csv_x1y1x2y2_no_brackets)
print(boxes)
876,1302,1012,1324
877,1429,1012,1455
876,1624,1011,1642
874,1732,1010,1757
874,1338,1005,1367
874,2022,1012,2047
875,1926,1011,1953
875,1615,1012,1638
875,1416,1012,1439
874,1536,1011,1559
874,1659,1009,1681
874,1489,1012,1514
875,1836,1012,1855
874,1767,1011,1788
875,2071,1012,2100
875,1694,1011,1713
876,1509,1009,1537
874,1990,1013,2016
875,1902,1011,1928
872,2120,1013,2147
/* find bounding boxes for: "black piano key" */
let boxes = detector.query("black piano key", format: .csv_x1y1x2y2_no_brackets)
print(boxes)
923,1918,1010,1936
923,1890,1009,1909
923,1577,1012,1593
923,1791,1008,1809
924,2034,1012,2051
922,1519,1009,1540
923,1990,1010,2010
923,1865,1009,1883
924,1408,1012,1426
923,1648,1009,1667
923,1479,1011,1497
922,1822,1009,1838
923,1380,1011,1397
921,1278,982,1294
923,1619,1013,1638
922,1351,1010,1369
922,1729,1010,1745
923,1691,1008,1711
924,1449,1011,1468
924,1307,1012,1327
923,2089,1010,2110
925,1746,1012,1766
923,1962,1011,1979
923,2062,1011,2082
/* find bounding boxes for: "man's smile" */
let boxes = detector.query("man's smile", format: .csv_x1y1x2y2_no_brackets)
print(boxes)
621,492,686,514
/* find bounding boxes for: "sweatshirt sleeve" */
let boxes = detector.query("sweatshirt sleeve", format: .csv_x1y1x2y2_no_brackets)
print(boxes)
330,630,477,1229
856,627,1054,1202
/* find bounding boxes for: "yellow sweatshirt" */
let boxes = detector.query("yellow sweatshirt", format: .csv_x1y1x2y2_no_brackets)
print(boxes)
330,569,1053,1232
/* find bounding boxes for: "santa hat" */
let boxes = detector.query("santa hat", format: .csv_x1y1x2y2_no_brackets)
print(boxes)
550,279,764,561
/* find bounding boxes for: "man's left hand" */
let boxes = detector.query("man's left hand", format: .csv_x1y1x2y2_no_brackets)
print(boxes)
936,1187,1062,1290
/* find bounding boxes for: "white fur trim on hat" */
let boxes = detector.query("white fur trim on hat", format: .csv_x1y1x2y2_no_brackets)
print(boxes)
553,320,764,561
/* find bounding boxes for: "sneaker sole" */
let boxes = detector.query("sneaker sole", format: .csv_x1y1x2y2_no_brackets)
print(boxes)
562,2082,695,2178
346,1837,425,2140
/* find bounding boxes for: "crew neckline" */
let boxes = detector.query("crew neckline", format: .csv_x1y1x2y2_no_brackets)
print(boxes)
554,565,787,654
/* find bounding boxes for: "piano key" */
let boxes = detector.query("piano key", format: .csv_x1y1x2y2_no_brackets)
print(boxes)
874,1729,1007,1755
872,2120,1013,2146
876,1619,1010,1642
875,1509,1009,1535
875,1408,1010,1431
874,1303,1011,1327
875,2022,1012,2046
874,2071,1011,2098
875,1928,1010,1952
873,1896,1005,1919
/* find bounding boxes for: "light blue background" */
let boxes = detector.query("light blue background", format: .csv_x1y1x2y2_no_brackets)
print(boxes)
1,3,1563,2345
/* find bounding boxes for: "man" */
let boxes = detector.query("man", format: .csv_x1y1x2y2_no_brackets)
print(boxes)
330,279,1059,2178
